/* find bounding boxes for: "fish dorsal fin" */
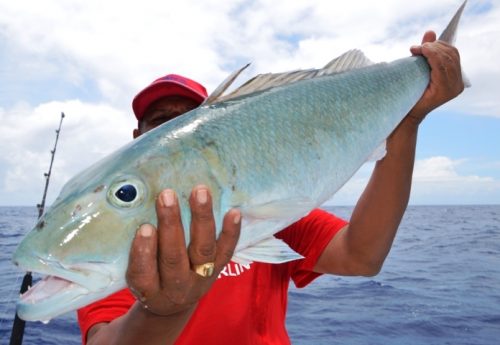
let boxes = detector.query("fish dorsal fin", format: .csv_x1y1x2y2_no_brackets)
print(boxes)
319,49,374,75
210,49,374,104
202,63,251,106
210,68,318,104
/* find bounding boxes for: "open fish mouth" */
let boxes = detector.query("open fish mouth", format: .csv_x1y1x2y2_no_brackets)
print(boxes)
17,274,92,322
16,273,88,322
14,260,124,322
20,275,87,304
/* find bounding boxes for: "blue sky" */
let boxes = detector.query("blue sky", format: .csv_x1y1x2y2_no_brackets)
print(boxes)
0,0,499,206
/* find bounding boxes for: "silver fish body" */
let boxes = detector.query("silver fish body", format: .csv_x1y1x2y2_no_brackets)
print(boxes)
13,1,467,322
12,56,429,321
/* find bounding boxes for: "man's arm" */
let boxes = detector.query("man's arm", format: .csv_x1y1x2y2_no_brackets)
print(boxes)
315,31,465,276
86,186,241,345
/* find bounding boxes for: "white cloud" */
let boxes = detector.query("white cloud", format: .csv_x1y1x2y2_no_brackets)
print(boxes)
450,2,500,118
0,0,499,205
1,0,498,114
327,156,500,206
0,100,134,205
414,156,466,181
411,156,500,204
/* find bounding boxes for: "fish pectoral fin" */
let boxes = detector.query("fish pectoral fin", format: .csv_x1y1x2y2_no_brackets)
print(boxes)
241,197,316,221
231,197,314,264
233,236,303,264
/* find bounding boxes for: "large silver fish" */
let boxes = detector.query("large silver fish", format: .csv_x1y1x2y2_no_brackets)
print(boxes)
13,2,467,322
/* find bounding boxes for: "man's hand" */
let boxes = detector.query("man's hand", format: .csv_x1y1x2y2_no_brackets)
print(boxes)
126,185,241,317
87,186,240,344
408,30,465,124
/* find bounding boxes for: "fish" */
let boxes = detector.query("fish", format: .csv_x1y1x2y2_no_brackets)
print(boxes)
12,1,468,322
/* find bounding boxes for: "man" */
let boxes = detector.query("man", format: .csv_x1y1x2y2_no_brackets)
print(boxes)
78,31,464,344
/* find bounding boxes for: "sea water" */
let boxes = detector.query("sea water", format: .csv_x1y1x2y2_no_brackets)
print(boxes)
0,205,499,345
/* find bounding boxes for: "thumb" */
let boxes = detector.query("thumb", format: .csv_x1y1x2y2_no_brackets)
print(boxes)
410,31,438,56
421,30,437,44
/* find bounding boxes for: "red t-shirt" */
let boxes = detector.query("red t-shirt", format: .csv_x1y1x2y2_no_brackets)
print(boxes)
77,209,347,344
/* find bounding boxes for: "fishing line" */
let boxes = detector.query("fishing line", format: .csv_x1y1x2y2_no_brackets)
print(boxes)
7,112,65,345
0,273,21,311
0,274,22,340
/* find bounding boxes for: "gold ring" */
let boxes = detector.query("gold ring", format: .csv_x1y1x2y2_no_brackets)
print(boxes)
192,262,215,278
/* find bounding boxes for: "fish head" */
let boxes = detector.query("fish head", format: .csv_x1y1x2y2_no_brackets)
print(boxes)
12,152,159,322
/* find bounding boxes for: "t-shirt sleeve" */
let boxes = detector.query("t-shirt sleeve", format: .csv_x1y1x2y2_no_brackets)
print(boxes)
77,288,135,345
275,208,348,288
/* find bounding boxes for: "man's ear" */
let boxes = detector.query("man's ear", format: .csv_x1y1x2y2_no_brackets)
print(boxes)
133,128,140,139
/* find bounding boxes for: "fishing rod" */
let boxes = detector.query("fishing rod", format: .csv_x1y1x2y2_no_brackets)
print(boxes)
9,112,65,345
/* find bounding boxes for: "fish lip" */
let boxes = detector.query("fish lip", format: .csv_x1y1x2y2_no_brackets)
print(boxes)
15,259,122,322
18,274,88,306
15,255,115,292
16,273,124,322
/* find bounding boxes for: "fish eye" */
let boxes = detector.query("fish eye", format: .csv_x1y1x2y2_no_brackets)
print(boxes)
115,184,137,202
107,178,145,209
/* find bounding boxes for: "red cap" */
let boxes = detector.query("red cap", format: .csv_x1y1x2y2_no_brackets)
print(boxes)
132,74,208,120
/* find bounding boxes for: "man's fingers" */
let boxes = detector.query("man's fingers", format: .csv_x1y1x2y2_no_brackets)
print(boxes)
157,189,190,279
215,209,241,270
422,42,463,93
408,36,464,118
410,30,437,56
422,30,436,44
188,185,217,267
126,224,160,301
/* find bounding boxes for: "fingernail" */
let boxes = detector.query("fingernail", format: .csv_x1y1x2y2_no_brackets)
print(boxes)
233,211,241,225
161,189,175,207
196,188,208,204
139,224,153,237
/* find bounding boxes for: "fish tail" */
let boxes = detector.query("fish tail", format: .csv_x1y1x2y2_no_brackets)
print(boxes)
439,0,470,87
438,0,466,45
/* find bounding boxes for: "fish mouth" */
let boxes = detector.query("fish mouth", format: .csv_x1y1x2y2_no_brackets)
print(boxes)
19,274,89,307
15,259,124,322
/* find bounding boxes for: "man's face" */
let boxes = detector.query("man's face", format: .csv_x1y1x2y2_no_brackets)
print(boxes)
135,96,200,137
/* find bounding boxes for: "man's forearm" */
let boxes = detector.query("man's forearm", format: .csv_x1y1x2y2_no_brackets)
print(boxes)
345,113,421,274
87,302,195,345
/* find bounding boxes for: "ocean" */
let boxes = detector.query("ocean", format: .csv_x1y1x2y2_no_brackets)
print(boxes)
0,205,499,345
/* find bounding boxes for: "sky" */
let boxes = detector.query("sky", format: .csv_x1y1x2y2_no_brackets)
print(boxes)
0,0,499,206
